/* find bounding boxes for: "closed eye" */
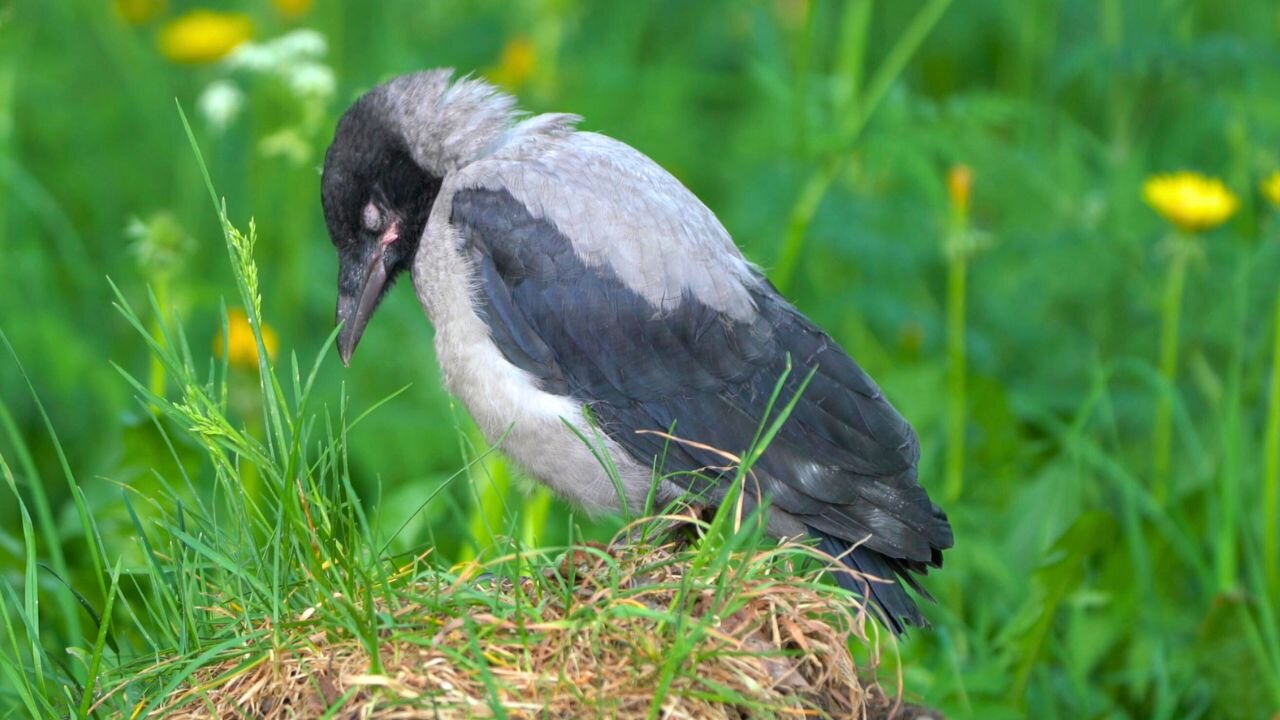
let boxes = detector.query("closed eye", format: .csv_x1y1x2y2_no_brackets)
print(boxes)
362,201,384,232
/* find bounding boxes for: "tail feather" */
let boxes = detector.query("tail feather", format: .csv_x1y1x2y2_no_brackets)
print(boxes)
812,529,932,635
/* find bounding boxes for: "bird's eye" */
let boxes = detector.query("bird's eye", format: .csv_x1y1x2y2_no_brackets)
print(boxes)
361,201,384,232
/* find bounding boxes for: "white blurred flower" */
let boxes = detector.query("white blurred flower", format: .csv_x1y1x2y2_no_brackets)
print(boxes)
288,61,335,100
203,27,334,161
259,128,311,164
225,29,328,73
197,79,245,133
126,212,194,277
225,42,276,72
274,29,327,60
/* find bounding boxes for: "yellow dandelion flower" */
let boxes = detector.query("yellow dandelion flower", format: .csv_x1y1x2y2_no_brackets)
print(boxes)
215,309,278,371
114,0,166,25
1262,170,1280,208
273,0,313,19
158,11,252,65
487,36,536,90
1143,171,1239,233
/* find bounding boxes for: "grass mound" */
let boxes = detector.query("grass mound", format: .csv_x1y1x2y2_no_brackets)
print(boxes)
147,533,905,718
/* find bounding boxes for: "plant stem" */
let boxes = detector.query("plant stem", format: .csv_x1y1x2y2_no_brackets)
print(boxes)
1100,0,1135,161
462,424,512,561
1215,245,1248,593
832,0,873,116
772,0,952,292
520,487,555,548
773,160,838,294
943,174,970,502
0,51,13,262
1264,284,1280,593
148,276,170,406
944,243,967,502
1215,117,1253,595
1152,234,1191,503
837,0,953,144
771,0,873,295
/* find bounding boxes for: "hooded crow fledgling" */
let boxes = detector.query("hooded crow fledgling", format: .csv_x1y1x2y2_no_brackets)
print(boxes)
320,70,953,633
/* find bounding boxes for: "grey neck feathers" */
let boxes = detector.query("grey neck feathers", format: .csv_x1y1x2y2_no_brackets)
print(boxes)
377,70,519,176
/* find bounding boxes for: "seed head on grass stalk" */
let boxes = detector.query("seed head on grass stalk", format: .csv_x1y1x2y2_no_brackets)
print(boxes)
1142,171,1239,503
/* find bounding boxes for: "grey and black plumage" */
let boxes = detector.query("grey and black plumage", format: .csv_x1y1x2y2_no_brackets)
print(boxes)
320,70,953,633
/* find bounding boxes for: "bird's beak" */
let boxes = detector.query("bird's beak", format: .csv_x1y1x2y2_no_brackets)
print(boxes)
336,244,388,367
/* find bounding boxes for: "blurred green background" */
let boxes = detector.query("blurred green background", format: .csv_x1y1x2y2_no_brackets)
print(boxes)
3,0,1280,717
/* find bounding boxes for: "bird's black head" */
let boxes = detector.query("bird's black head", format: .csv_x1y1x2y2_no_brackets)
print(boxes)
321,92,442,365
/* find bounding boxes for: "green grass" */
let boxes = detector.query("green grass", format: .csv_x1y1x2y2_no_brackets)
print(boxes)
4,0,1280,717
0,170,892,716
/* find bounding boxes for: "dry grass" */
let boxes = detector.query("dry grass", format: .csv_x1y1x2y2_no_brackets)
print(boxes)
143,534,935,719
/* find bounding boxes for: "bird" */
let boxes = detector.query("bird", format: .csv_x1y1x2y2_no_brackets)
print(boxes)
320,69,953,633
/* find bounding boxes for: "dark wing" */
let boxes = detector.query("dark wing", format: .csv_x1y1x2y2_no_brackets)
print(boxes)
451,185,952,631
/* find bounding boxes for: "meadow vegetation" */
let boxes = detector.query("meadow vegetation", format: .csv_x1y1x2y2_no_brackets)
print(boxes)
3,1,1280,717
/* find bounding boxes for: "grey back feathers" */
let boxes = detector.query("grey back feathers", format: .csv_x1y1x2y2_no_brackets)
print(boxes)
451,132,761,320
335,70,952,633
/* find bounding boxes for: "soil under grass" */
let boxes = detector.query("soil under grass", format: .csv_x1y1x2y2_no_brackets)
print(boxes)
136,537,936,719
